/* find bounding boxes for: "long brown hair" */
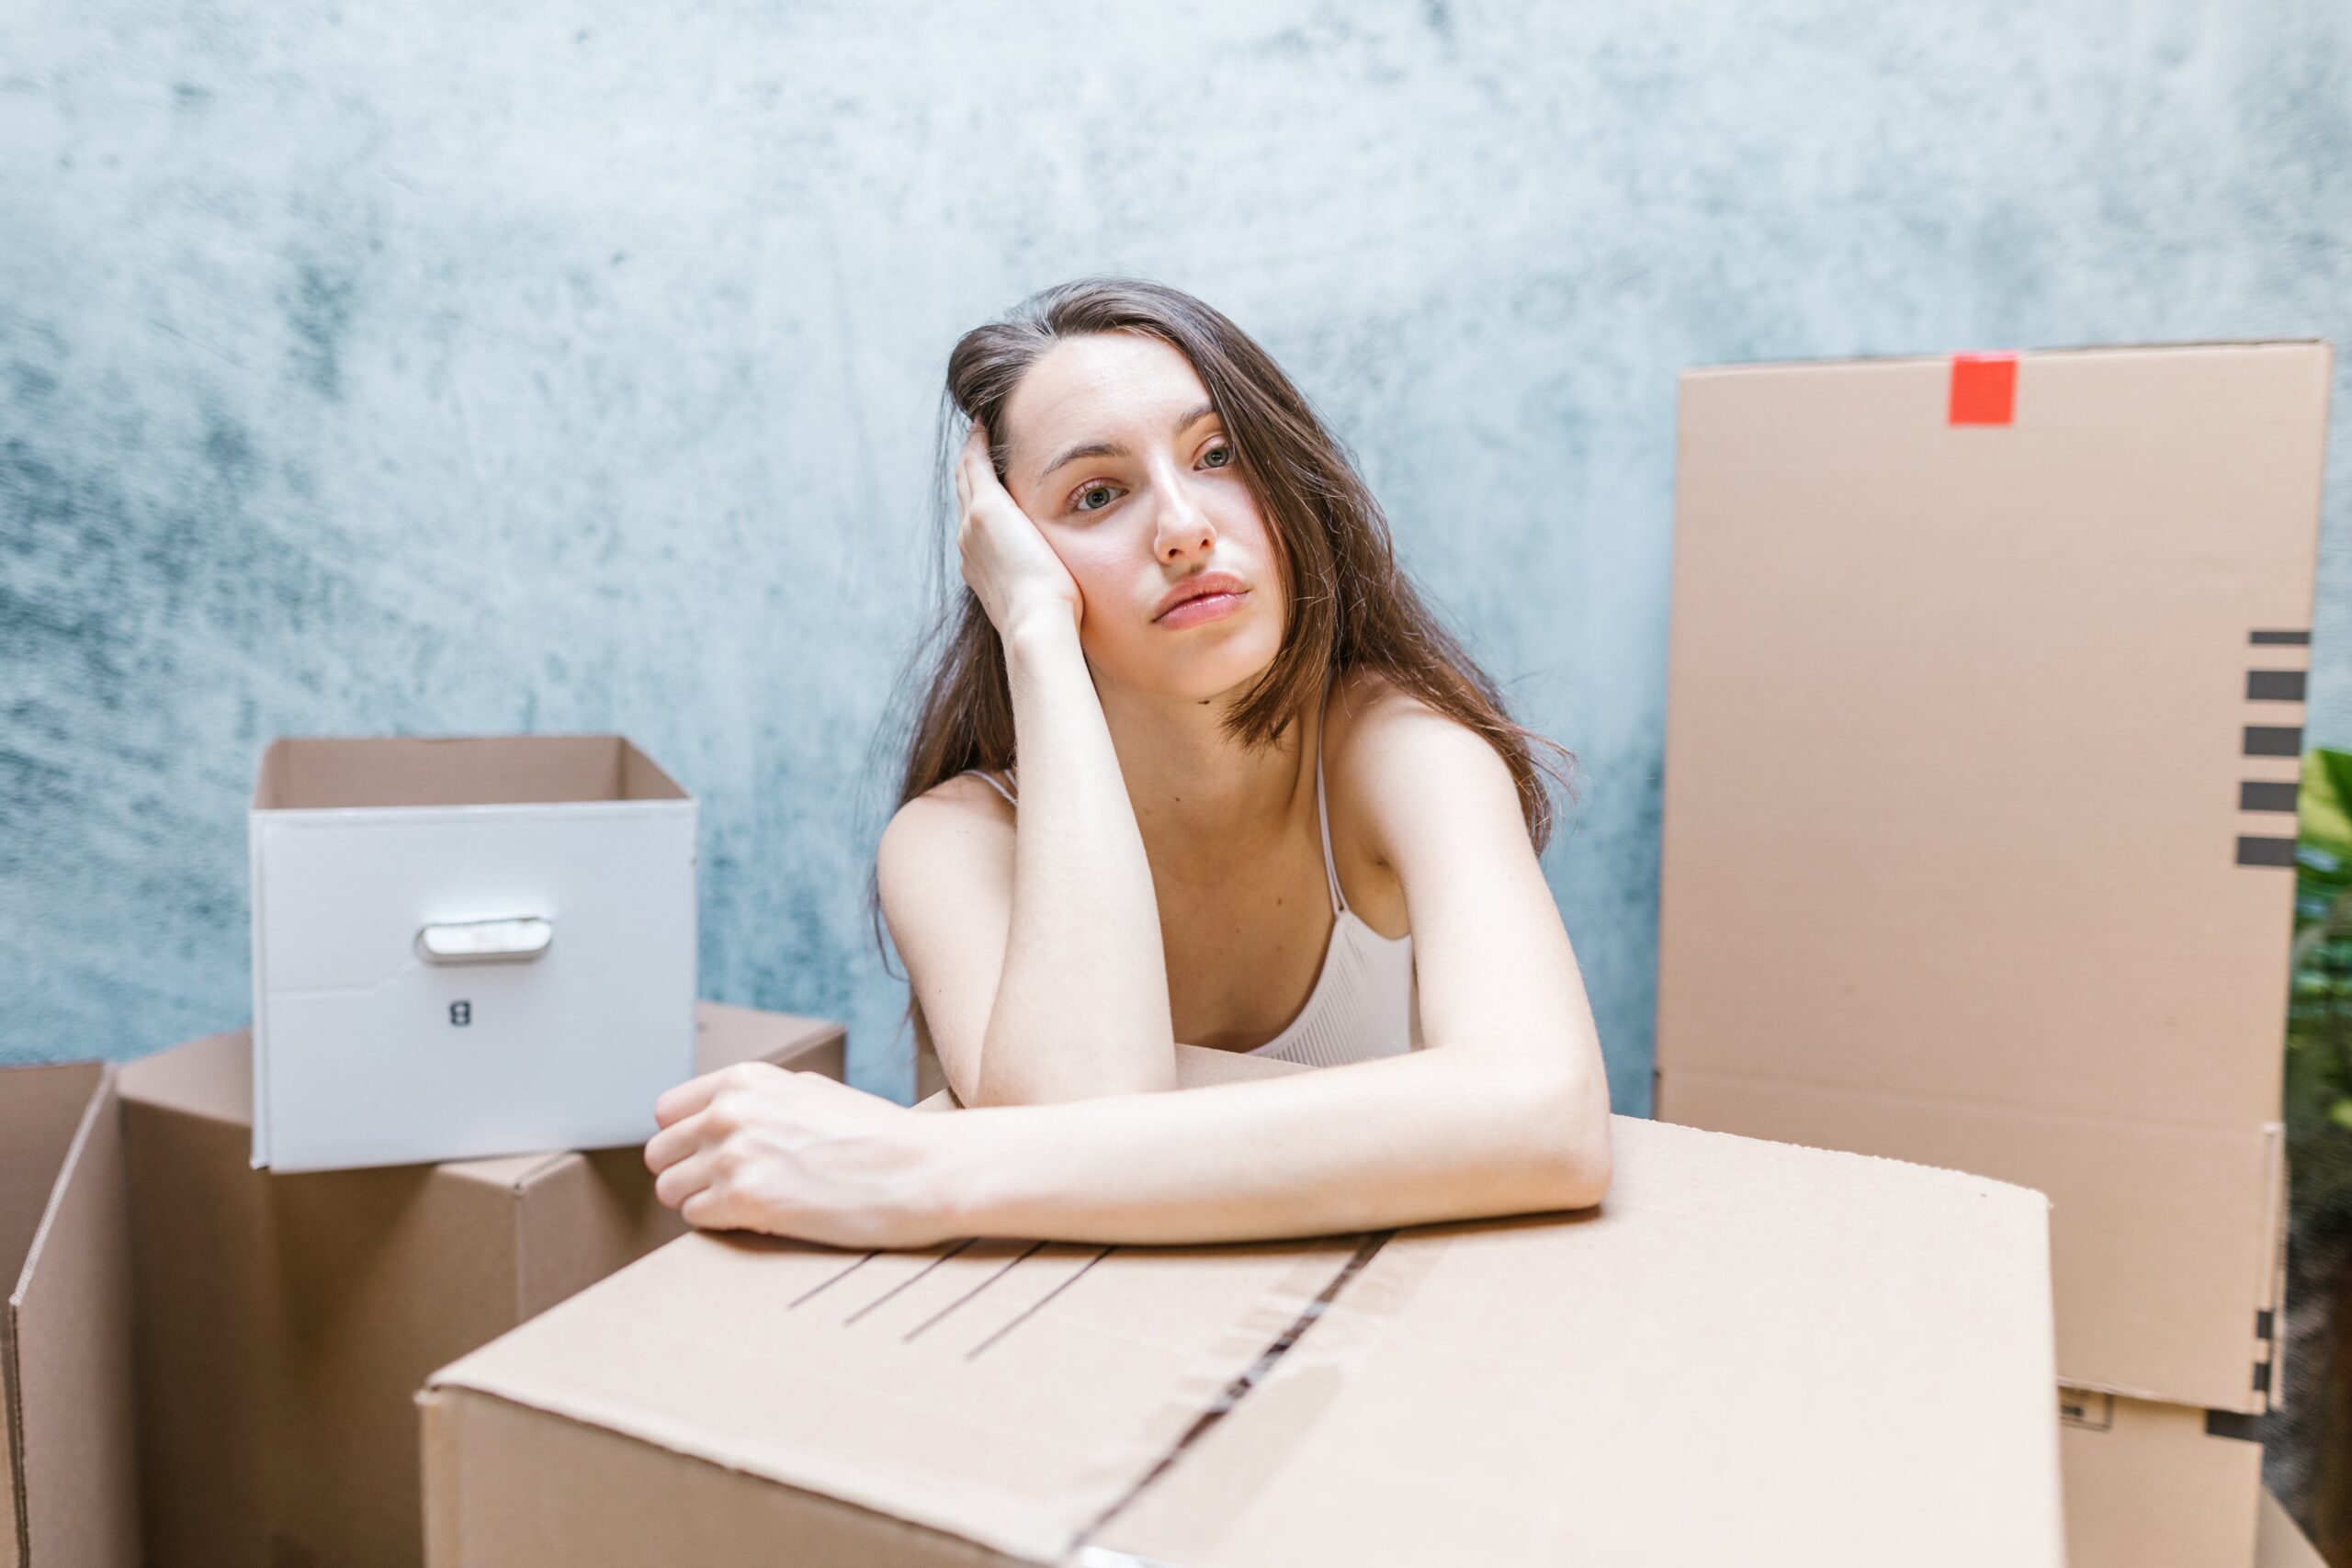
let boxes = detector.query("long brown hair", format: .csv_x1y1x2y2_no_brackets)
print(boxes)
861,276,1578,1060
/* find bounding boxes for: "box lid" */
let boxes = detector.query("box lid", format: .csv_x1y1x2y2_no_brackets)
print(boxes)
426,1113,2063,1565
1657,341,2329,1411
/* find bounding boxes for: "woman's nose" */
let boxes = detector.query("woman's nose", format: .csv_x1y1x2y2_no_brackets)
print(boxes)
1154,476,1216,560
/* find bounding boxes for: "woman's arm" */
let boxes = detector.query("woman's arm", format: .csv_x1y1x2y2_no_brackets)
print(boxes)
929,1043,1607,1244
937,420,1178,1106
650,675,1612,1249
978,607,1179,1104
935,682,1614,1240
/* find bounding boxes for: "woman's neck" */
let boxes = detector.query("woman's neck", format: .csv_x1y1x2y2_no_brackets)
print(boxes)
1090,679,1319,888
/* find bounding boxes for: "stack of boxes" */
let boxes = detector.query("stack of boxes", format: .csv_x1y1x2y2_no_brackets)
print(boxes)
1656,342,2332,1565
2,731,852,1566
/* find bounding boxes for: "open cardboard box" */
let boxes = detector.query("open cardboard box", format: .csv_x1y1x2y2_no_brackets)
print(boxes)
2,1061,138,1568
421,1045,2067,1565
122,999,842,1568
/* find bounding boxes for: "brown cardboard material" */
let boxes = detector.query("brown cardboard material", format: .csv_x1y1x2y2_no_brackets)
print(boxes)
1656,342,2330,1414
2258,1485,2328,1568
1,1062,139,1568
2056,1386,2266,1568
120,999,842,1568
421,1046,2065,1566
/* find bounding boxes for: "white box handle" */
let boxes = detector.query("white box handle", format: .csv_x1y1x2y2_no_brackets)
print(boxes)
415,915,555,965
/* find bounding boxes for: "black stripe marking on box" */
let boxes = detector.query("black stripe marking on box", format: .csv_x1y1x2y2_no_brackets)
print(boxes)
2207,1408,2267,1443
2258,1309,2276,1340
2238,836,2299,867
2242,782,2301,813
2252,630,2312,646
2249,670,2309,701
2245,726,2304,758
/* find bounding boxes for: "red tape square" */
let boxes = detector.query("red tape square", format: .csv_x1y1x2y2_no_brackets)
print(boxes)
1949,353,2018,425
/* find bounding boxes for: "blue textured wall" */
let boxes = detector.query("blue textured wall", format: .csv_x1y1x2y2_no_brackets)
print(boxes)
5,1,2350,1113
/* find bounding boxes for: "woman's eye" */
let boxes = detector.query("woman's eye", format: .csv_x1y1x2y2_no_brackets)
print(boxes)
1202,443,1233,468
1074,484,1118,513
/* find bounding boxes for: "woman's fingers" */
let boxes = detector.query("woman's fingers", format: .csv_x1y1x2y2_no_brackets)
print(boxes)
643,1105,709,1174
653,1145,718,1210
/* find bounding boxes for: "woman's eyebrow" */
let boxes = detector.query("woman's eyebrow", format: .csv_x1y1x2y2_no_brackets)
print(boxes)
1035,402,1218,486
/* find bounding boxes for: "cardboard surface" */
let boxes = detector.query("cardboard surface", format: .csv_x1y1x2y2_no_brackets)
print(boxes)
424,1049,2064,1566
2056,1386,2265,1568
121,999,842,1568
250,732,699,1171
1656,342,2329,1413
2258,1486,2329,1568
2,1061,140,1568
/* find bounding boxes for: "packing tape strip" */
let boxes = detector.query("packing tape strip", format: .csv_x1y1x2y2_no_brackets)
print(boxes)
1062,1226,1455,1563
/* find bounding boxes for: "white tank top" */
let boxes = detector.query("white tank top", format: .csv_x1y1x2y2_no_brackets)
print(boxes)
959,677,1422,1066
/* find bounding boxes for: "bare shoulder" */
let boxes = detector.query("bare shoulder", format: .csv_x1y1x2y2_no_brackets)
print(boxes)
876,772,1014,904
1323,667,1522,871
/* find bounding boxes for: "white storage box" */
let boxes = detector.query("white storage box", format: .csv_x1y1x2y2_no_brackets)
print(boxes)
248,733,698,1172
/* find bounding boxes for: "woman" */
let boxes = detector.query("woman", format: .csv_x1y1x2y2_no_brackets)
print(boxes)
646,277,1612,1248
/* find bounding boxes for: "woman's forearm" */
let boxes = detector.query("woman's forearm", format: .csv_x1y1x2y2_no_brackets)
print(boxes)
980,615,1179,1104
933,1046,1611,1245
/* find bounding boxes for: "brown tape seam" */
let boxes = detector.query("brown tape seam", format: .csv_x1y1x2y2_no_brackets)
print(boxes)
1064,1229,1396,1557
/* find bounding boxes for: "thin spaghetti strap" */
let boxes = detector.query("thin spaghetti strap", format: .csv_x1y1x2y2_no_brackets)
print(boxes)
1314,676,1345,916
968,769,1017,808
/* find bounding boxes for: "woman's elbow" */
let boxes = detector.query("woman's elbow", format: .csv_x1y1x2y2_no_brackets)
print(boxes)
1521,1067,1613,1212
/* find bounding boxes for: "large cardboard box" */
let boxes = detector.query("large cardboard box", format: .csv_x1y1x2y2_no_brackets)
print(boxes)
250,733,699,1171
122,999,842,1568
1656,342,2329,1415
2,1062,138,1568
420,1046,2065,1566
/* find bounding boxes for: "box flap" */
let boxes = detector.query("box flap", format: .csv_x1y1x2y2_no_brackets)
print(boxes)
429,1112,2062,1567
4,1065,141,1567
429,1228,1367,1563
116,1029,249,1128
1092,1116,2063,1567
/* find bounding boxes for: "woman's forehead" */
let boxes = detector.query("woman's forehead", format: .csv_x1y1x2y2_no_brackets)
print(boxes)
1007,334,1210,451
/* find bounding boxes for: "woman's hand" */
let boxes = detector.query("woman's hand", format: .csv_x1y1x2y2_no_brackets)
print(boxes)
645,1064,964,1250
956,419,1083,642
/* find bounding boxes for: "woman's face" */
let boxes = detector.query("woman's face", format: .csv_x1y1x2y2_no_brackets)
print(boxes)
997,332,1286,702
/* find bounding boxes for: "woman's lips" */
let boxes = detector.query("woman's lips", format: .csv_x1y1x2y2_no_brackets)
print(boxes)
1156,589,1249,629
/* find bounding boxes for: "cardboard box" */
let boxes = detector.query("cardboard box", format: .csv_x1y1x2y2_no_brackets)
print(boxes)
2,1062,138,1568
421,1047,2065,1566
122,999,842,1568
1655,342,2329,1414
250,733,698,1171
2056,1386,2267,1567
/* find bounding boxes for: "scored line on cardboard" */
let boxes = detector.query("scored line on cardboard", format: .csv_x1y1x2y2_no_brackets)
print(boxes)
966,1246,1117,1361
904,1241,1049,1344
842,1238,977,1325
